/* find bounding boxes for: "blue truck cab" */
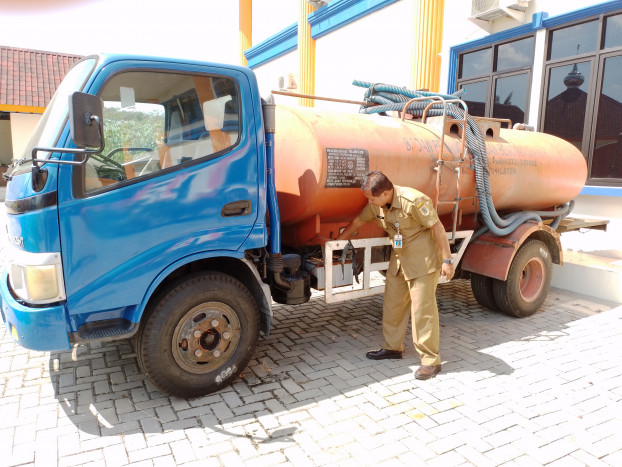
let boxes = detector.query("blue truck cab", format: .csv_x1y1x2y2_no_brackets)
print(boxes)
0,54,310,398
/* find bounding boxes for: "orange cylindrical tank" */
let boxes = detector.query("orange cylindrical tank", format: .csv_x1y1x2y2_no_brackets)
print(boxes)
274,106,587,247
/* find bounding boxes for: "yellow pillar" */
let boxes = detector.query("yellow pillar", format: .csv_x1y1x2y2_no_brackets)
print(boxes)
410,0,445,92
239,0,252,66
298,0,316,107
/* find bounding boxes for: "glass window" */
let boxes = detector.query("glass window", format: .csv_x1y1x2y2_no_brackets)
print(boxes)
496,37,535,72
592,55,622,179
459,48,492,79
493,73,529,125
543,61,592,150
549,21,599,60
85,71,240,192
456,35,535,125
604,14,622,49
460,81,487,116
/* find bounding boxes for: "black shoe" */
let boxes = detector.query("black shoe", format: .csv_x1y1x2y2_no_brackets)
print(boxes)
366,349,402,360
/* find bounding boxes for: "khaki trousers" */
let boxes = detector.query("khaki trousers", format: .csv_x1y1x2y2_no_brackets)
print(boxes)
382,269,441,366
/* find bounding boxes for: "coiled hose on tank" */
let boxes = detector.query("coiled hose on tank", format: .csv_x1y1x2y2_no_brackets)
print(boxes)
353,80,574,237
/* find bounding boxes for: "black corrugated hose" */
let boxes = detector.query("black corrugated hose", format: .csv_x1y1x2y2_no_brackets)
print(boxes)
353,80,573,238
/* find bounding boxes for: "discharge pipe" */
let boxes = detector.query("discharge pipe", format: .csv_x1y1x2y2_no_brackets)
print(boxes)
262,96,293,292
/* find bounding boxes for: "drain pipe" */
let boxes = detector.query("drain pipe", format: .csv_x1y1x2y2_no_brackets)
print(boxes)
262,96,293,292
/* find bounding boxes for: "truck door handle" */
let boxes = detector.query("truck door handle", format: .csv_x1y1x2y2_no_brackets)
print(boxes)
221,200,251,217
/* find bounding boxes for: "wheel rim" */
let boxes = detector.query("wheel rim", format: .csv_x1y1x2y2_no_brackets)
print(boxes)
519,257,546,303
172,302,241,374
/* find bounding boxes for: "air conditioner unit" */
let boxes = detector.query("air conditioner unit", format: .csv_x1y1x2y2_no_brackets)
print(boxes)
277,73,298,92
470,0,530,31
471,0,529,21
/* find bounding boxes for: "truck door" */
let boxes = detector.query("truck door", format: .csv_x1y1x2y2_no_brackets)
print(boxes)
57,67,261,331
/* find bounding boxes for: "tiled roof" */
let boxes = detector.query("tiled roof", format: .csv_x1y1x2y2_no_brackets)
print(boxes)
0,46,82,110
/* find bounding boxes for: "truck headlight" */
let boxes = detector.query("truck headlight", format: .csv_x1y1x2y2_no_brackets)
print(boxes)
8,246,66,304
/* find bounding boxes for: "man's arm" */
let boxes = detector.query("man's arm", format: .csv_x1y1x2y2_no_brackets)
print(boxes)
336,215,367,240
431,220,455,280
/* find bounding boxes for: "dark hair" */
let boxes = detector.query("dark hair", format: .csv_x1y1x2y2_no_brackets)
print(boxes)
361,171,393,196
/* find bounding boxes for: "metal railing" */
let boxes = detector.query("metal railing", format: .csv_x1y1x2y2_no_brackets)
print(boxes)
323,230,474,303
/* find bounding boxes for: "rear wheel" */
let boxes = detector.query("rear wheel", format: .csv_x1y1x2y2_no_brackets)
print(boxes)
470,273,498,311
136,272,259,398
493,240,552,318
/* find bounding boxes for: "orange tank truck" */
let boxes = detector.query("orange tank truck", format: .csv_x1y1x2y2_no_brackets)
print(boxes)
273,104,589,318
274,105,587,247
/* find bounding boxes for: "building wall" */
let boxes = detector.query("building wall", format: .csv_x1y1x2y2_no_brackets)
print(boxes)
252,0,298,45
249,0,414,111
9,113,41,160
314,1,414,110
0,120,13,165
439,0,611,93
567,195,622,258
255,51,299,102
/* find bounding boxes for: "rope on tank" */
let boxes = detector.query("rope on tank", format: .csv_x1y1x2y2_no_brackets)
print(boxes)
353,80,574,237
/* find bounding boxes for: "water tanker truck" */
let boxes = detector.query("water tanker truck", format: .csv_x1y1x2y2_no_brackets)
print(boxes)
0,55,589,398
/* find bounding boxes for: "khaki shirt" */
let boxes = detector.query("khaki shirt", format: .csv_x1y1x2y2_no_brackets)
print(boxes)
358,185,441,280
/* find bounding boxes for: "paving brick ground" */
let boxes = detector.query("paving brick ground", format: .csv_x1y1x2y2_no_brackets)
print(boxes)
1,270,621,466
1,203,622,466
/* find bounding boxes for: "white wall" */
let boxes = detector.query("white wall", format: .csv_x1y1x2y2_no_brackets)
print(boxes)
252,0,299,45
10,113,41,160
439,0,488,93
253,51,299,103
530,0,607,18
253,1,415,112
562,194,622,260
0,120,13,165
314,1,415,111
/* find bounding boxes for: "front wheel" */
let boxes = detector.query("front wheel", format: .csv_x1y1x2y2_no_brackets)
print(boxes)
136,272,259,398
493,240,552,318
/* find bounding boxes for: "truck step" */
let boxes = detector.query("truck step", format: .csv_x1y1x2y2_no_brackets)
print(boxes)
73,318,138,343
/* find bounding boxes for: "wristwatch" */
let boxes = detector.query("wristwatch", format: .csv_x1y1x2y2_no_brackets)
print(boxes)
443,258,454,265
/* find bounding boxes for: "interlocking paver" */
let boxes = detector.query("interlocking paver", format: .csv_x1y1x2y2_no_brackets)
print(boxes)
1,197,622,466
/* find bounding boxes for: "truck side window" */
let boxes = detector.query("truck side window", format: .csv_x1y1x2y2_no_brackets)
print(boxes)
84,71,240,192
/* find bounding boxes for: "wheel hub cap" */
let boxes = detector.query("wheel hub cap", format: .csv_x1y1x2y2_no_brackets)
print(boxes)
172,302,241,374
519,257,545,303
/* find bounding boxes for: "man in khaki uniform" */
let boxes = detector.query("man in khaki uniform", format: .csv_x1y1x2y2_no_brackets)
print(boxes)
337,171,454,380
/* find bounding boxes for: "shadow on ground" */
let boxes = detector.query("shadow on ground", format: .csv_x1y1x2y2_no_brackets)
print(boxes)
48,279,614,438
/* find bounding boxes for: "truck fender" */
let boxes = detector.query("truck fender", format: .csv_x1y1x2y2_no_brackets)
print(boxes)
135,253,273,335
461,221,562,281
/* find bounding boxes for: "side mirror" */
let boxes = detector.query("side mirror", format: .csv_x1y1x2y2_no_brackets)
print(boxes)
69,92,103,148
23,92,105,192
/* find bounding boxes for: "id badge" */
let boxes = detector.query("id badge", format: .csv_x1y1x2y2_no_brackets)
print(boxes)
393,234,403,249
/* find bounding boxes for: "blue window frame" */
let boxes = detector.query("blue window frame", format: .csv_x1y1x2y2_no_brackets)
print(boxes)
449,2,622,190
455,35,535,128
540,9,622,186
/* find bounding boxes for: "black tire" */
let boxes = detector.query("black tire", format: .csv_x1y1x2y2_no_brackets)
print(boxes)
470,273,498,311
493,240,552,318
136,272,259,398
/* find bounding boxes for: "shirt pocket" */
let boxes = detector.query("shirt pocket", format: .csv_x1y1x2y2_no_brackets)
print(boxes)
395,212,415,230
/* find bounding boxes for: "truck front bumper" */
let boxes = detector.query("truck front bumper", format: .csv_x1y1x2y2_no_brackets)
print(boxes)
0,269,71,351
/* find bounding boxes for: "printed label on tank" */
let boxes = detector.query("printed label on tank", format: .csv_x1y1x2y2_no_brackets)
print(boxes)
325,148,369,188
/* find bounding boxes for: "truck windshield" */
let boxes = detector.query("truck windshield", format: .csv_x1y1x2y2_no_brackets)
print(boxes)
16,57,97,166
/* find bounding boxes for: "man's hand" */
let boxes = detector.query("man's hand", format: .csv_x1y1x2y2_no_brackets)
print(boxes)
441,262,455,281
431,220,455,281
336,216,366,241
